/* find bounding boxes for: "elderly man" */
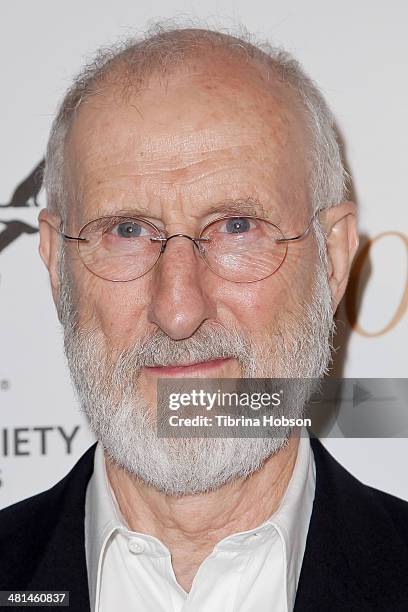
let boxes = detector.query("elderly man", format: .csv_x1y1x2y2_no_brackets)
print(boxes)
1,25,408,612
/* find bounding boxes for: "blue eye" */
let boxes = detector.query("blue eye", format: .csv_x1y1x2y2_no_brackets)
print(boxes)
113,221,144,238
224,218,251,234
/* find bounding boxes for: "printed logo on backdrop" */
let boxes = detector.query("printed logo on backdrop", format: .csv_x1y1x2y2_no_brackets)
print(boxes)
0,161,83,498
0,161,44,433
0,159,43,254
345,230,408,337
0,160,44,398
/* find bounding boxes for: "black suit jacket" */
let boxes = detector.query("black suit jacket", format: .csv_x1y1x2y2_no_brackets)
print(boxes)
1,437,408,611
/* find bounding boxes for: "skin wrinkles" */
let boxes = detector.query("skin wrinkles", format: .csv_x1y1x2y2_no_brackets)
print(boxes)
122,127,260,156
71,142,257,177
67,143,307,235
69,147,290,228
73,183,285,233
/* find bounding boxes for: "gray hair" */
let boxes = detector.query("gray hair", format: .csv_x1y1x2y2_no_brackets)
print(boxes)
44,22,349,243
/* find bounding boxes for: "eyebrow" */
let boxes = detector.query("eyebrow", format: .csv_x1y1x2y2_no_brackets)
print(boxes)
204,198,270,218
93,205,152,219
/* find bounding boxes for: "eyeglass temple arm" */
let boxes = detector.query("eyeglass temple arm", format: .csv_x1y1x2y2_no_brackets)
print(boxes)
41,218,88,242
275,212,318,243
61,233,87,242
59,221,88,241
50,221,86,242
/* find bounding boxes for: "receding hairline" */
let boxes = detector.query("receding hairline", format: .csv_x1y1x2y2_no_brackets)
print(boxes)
63,39,313,196
44,24,349,232
77,28,291,92
67,33,308,134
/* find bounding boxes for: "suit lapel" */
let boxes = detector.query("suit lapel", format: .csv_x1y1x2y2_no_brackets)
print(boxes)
0,443,97,612
294,436,408,611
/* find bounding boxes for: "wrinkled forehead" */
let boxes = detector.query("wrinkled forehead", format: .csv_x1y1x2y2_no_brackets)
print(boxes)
64,56,312,222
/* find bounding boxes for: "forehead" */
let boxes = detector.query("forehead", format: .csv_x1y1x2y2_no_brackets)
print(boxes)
64,56,311,223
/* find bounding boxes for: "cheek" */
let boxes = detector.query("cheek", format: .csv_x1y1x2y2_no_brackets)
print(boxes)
216,248,318,330
72,266,152,345
219,281,290,329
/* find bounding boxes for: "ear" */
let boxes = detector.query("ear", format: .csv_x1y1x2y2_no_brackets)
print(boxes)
38,208,63,307
320,201,359,313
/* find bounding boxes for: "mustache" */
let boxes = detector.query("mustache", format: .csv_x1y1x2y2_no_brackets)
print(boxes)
111,321,256,369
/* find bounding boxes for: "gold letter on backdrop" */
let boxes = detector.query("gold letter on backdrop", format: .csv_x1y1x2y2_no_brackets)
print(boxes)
346,232,408,337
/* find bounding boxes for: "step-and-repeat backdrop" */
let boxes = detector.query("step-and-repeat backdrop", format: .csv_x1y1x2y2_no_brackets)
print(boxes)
1,0,407,508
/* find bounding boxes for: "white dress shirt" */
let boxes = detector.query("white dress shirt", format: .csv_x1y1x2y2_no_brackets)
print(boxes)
84,429,315,612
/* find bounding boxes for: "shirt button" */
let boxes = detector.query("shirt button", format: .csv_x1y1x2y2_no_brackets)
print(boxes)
128,538,145,554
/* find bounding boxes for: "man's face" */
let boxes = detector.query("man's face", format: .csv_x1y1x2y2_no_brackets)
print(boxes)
63,58,317,392
46,56,337,493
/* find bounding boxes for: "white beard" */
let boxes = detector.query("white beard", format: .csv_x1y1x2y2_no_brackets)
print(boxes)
58,251,334,495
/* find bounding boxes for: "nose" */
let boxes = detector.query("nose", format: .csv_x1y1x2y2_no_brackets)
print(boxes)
147,235,216,340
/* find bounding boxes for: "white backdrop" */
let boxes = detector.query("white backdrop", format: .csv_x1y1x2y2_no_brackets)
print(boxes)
0,0,407,509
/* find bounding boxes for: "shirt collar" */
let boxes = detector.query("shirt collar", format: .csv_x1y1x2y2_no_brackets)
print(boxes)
269,428,316,607
84,442,120,610
85,428,315,611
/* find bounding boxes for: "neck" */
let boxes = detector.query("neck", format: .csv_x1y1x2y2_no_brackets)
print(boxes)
105,431,300,592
